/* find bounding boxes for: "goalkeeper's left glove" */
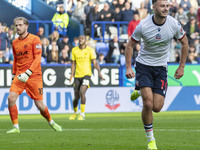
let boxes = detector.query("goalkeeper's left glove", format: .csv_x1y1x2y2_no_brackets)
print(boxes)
17,69,32,83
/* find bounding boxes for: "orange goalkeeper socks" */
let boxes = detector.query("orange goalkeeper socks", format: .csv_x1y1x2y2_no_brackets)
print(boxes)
40,106,52,122
8,104,18,125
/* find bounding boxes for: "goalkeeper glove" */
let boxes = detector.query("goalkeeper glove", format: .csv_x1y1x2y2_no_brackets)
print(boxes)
17,69,32,83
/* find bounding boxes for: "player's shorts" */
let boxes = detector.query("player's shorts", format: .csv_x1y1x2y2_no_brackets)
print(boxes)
10,74,43,100
73,75,91,90
135,61,168,97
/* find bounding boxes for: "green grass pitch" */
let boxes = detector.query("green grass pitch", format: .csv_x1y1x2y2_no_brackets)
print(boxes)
0,111,200,150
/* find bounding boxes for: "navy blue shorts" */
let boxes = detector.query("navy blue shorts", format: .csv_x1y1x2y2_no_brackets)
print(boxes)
135,62,168,97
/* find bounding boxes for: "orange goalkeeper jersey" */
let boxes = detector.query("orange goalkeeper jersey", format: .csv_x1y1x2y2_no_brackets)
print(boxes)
12,33,42,75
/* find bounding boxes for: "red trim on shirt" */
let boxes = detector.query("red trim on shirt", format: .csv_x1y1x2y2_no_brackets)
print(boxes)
178,33,186,41
131,37,139,43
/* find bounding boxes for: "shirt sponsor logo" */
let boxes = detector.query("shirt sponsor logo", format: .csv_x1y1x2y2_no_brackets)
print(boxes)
16,51,28,56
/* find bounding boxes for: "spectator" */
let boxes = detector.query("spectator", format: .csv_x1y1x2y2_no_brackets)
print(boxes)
48,30,60,44
113,7,122,22
58,35,72,53
110,0,118,11
72,37,79,47
138,2,148,20
197,7,200,29
116,0,126,11
97,53,106,65
99,3,114,36
175,7,188,26
169,0,179,17
47,44,59,63
85,4,100,35
180,0,191,13
194,38,200,55
49,40,59,51
128,13,140,37
0,25,10,63
52,6,69,32
59,46,71,64
184,16,200,45
190,0,198,12
188,44,198,58
121,2,134,34
131,0,145,11
41,37,50,58
187,52,198,64
7,27,18,48
187,7,196,21
84,0,94,16
175,50,181,63
119,42,126,65
37,27,46,40
144,0,152,14
64,0,77,17
8,52,14,64
106,35,121,64
71,1,86,24
0,50,6,63
6,27,17,64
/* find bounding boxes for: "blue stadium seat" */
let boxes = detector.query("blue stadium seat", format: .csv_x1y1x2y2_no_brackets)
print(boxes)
96,42,109,57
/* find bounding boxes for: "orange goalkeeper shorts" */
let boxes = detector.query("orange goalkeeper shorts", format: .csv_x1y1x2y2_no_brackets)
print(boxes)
10,74,43,100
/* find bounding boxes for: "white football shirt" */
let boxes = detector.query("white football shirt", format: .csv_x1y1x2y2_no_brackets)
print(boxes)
131,15,185,66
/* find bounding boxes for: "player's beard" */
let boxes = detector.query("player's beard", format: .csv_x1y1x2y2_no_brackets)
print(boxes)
79,41,86,47
17,29,27,37
157,10,168,19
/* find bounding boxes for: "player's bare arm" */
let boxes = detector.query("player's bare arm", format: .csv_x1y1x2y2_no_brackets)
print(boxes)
70,60,76,83
125,38,137,79
92,59,103,80
174,35,189,79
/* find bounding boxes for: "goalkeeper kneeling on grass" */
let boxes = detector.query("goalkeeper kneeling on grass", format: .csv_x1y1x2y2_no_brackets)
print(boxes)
7,17,62,133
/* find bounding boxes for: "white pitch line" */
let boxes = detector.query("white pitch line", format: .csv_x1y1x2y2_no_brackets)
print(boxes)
0,128,200,132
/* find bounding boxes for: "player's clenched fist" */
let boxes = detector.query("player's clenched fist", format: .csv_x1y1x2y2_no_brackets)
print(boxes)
17,69,32,83
125,68,135,79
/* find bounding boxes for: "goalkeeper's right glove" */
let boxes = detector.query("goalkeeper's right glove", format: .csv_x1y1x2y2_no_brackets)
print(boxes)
17,69,32,83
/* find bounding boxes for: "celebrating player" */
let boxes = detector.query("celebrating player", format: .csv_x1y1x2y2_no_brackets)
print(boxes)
125,0,189,149
7,17,62,133
69,35,103,120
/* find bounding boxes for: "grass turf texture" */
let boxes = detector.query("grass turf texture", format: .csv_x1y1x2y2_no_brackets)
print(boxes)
0,111,200,150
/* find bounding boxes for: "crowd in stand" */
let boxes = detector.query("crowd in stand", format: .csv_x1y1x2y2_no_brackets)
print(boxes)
1,0,200,65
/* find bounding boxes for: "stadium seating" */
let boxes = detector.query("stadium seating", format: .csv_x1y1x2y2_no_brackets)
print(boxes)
119,34,129,42
96,42,109,57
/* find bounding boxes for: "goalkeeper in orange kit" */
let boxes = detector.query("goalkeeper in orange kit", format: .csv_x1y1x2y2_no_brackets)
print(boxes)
7,17,62,133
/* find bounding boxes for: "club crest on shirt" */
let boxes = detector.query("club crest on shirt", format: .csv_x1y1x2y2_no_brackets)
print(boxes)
24,44,27,49
36,44,42,49
155,34,161,39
